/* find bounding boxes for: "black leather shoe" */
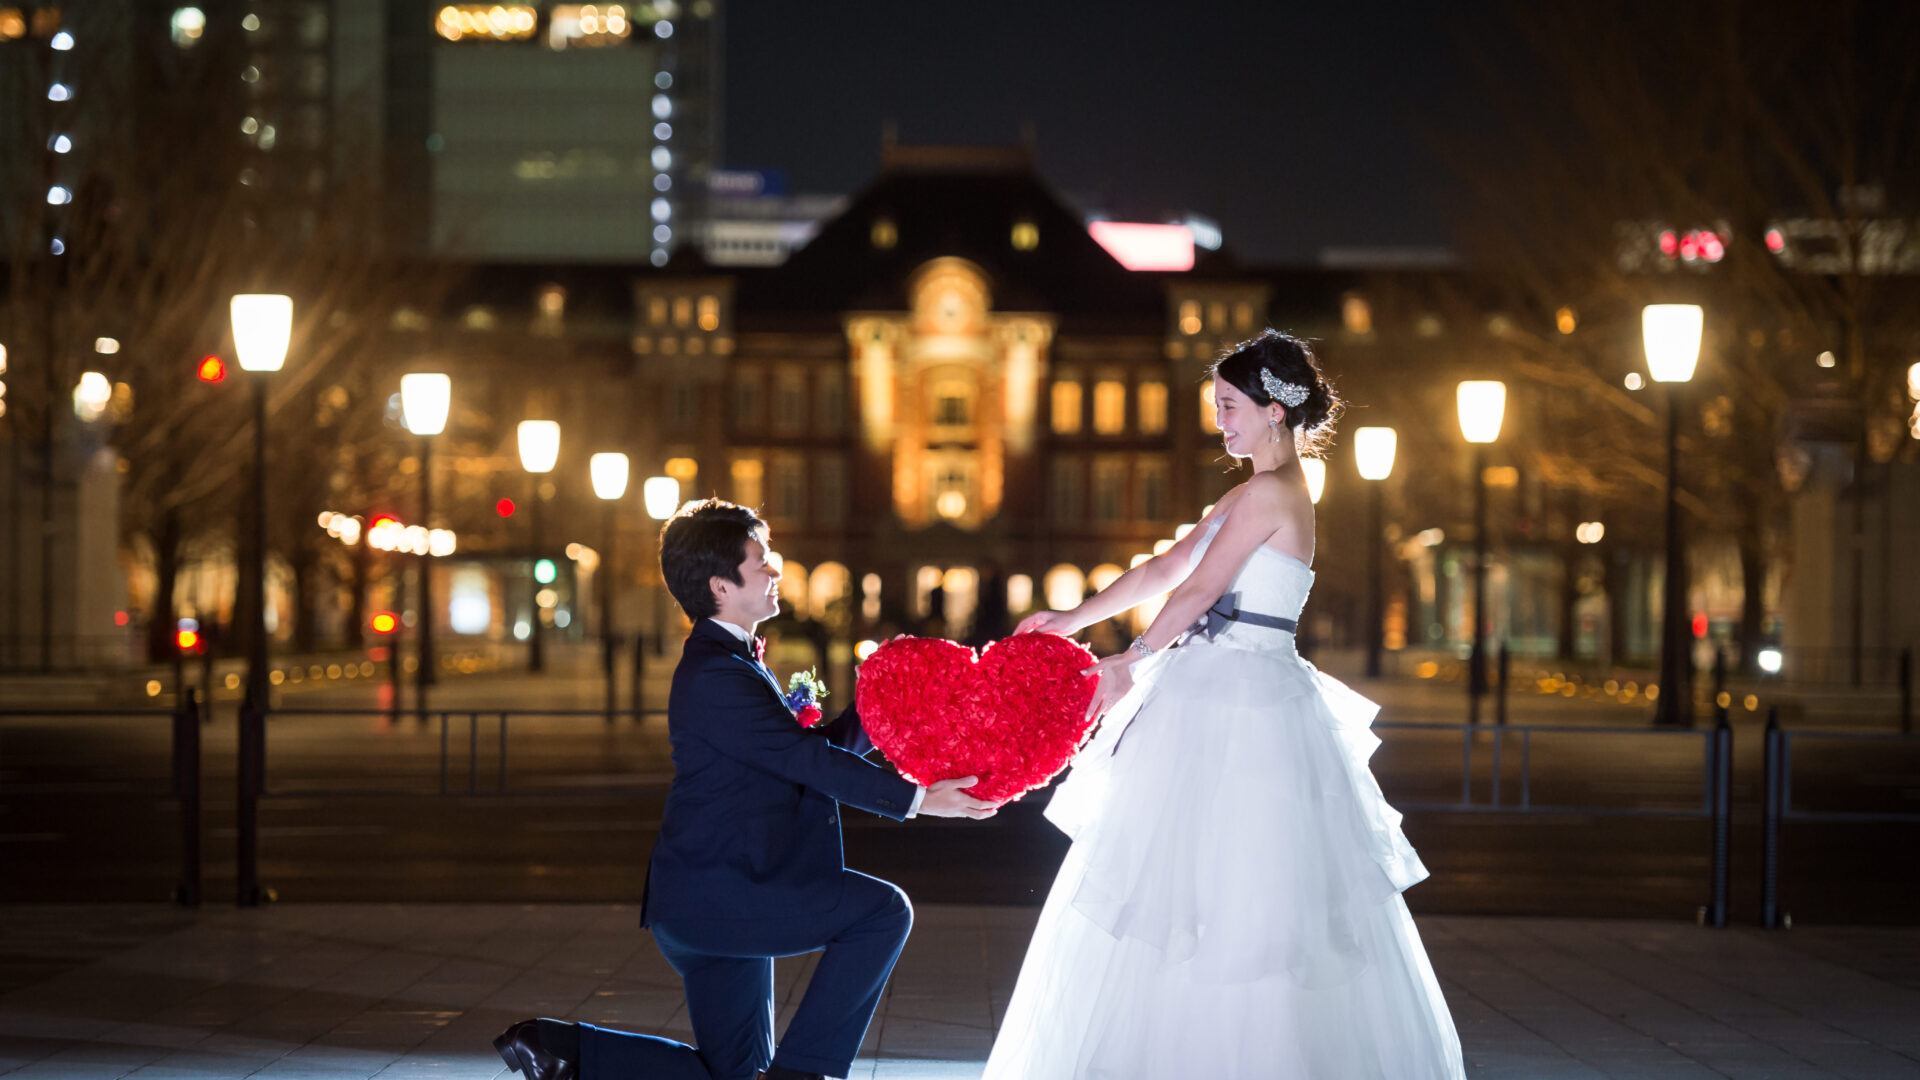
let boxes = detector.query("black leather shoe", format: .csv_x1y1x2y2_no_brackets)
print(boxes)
494,1019,577,1080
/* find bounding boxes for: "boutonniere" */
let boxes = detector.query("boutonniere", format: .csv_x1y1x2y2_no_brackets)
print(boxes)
785,668,829,728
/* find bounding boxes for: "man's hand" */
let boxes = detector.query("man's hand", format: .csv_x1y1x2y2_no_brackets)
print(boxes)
1015,610,1075,636
918,776,1000,819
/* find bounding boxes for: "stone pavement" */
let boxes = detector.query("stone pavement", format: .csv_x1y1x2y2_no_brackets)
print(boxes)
1,905,1916,1079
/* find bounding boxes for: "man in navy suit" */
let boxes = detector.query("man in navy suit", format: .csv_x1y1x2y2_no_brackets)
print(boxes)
496,499,997,1080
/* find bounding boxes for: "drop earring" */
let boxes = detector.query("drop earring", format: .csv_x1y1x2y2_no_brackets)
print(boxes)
1268,418,1281,442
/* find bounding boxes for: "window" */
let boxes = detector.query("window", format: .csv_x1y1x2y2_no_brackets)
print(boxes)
773,366,806,434
698,295,720,332
1233,301,1253,332
1208,302,1227,332
814,455,847,525
1051,379,1083,435
1342,293,1373,335
1200,383,1220,433
731,367,763,428
648,296,668,326
1050,457,1083,524
1092,379,1127,435
1044,565,1086,611
1092,456,1126,522
816,369,846,433
771,456,805,521
1178,300,1201,336
929,376,975,434
934,389,969,426
1138,382,1168,435
672,296,692,328
730,457,763,509
664,456,698,491
1137,456,1170,522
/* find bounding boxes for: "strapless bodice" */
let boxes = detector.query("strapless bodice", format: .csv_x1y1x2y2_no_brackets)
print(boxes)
1186,514,1313,653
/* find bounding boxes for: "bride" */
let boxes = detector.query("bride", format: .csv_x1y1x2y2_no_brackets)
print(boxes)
984,331,1466,1079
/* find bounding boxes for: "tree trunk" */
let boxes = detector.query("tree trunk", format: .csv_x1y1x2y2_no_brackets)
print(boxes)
146,506,182,663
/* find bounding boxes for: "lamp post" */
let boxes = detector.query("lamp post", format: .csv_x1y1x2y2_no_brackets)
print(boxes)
1355,426,1398,679
1457,381,1507,724
517,421,560,673
229,292,291,908
591,452,630,722
1644,304,1704,726
644,475,681,659
401,373,450,724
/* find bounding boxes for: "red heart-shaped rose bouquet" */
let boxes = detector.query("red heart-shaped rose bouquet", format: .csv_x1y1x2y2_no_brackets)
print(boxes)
856,633,1100,803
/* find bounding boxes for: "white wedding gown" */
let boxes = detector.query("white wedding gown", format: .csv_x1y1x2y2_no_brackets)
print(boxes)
983,515,1466,1079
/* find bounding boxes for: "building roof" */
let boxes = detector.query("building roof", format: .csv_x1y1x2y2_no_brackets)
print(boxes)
732,144,1170,333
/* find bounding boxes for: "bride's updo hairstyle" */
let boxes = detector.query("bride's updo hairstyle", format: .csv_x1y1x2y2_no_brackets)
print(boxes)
1208,329,1343,456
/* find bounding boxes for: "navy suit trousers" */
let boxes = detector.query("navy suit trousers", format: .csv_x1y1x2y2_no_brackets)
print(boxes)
581,870,913,1080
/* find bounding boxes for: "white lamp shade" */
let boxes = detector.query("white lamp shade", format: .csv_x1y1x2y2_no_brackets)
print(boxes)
1642,304,1703,383
1354,426,1397,481
400,373,451,436
1301,457,1326,504
517,420,560,473
1456,381,1507,444
590,452,630,501
643,475,680,520
230,294,292,372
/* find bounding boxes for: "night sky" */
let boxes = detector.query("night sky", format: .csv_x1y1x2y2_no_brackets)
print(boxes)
724,0,1480,265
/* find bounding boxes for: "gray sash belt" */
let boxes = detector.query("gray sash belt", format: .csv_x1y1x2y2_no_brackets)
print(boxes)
1191,592,1297,642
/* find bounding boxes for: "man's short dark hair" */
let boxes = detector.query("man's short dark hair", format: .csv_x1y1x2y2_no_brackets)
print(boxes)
659,499,765,621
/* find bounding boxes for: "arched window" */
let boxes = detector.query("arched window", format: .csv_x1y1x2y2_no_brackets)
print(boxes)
1044,564,1086,611
810,562,851,619
778,562,809,617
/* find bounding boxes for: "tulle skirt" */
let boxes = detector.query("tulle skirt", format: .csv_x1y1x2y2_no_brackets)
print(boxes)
983,639,1466,1080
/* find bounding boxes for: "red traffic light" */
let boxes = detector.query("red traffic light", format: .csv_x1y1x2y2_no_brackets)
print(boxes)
369,514,398,530
496,497,516,518
175,628,200,652
370,611,399,635
196,356,227,383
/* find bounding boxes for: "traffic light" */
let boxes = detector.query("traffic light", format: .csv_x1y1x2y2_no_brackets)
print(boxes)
370,611,399,635
175,617,202,654
496,497,516,518
196,355,226,383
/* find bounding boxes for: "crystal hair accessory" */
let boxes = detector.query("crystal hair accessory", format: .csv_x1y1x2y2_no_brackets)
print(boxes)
1259,368,1310,408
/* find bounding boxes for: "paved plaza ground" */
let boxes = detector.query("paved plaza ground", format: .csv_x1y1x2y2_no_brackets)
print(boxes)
1,903,1916,1080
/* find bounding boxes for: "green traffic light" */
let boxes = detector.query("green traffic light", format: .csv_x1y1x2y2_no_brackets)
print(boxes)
534,558,557,584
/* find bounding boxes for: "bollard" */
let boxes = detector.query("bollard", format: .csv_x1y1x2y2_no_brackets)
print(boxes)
172,688,202,908
1707,701,1731,928
1495,641,1510,727
235,697,264,907
1760,706,1783,928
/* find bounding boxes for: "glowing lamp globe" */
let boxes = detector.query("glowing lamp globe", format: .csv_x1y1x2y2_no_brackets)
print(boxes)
400,373,451,436
644,475,680,520
1456,381,1507,445
590,452,630,501
517,420,560,473
1301,457,1326,504
1354,426,1397,481
1642,304,1703,384
229,294,292,372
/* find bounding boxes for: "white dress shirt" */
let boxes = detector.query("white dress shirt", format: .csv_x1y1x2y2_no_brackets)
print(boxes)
708,618,925,817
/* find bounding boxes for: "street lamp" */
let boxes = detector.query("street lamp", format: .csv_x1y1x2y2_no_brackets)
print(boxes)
591,452,629,722
644,474,680,658
1457,380,1506,724
229,292,291,908
1355,426,1398,679
1644,303,1703,725
516,420,560,673
1300,457,1326,504
401,373,450,723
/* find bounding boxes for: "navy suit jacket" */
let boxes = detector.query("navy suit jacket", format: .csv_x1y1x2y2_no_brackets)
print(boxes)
640,619,919,927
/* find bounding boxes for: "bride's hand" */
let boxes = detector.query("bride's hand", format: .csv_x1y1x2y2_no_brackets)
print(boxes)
1081,653,1136,722
1016,610,1075,636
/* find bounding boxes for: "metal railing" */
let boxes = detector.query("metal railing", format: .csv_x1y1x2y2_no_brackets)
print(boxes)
0,692,204,906
1376,714,1734,926
1760,705,1920,929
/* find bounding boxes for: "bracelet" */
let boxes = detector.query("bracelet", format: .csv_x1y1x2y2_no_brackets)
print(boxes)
1129,635,1155,660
